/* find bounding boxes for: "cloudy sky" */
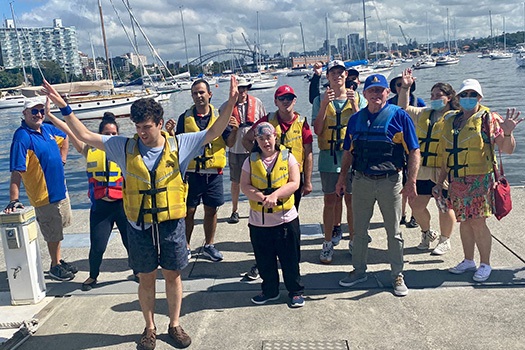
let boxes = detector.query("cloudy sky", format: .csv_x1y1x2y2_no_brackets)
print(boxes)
1,0,525,64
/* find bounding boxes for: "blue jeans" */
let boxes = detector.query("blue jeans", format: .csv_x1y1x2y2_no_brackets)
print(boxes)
351,171,404,280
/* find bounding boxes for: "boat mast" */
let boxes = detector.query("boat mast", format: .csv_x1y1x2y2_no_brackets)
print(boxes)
126,0,144,78
98,0,113,81
362,0,368,61
489,10,494,48
503,16,507,53
300,22,307,67
325,13,330,60
179,6,191,76
9,2,28,85
446,8,450,52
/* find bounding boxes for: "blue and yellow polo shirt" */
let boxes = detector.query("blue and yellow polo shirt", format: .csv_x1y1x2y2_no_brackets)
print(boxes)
9,121,67,207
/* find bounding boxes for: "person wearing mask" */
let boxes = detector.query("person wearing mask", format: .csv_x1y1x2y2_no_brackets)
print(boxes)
396,69,458,255
434,79,523,282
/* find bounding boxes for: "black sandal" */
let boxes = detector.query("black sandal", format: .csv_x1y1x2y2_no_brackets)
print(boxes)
81,278,97,291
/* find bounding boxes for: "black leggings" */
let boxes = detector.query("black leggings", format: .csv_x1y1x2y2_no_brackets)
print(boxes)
249,218,304,298
88,199,130,279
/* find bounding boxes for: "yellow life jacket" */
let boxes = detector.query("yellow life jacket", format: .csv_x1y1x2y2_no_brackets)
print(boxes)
183,104,227,171
267,112,305,172
416,109,451,168
86,148,123,200
249,146,294,213
441,105,495,177
123,131,188,225
317,95,359,153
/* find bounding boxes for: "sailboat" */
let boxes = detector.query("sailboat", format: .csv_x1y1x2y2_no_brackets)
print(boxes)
20,0,157,120
517,3,525,67
490,16,512,60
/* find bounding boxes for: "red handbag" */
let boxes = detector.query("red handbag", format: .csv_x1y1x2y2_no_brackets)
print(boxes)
485,113,512,220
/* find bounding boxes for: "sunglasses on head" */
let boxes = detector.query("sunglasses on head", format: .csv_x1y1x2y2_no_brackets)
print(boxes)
31,108,45,116
459,91,479,98
277,95,295,102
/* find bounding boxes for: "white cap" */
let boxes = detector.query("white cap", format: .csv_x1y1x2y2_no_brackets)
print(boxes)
327,60,346,71
457,79,483,98
23,96,46,110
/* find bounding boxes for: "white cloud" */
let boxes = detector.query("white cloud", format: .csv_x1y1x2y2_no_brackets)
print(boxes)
3,0,525,65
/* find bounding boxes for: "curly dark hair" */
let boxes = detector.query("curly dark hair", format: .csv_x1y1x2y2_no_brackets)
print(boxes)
431,83,460,110
130,98,164,125
98,112,119,133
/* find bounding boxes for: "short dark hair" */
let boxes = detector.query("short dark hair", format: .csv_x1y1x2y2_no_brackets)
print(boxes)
98,112,119,133
191,79,210,92
130,98,164,125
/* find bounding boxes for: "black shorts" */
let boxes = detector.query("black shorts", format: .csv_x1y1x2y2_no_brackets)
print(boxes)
186,172,225,208
416,179,449,197
127,219,188,273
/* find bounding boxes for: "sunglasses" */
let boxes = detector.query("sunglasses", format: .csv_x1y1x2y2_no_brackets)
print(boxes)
396,82,403,87
31,108,45,116
277,95,295,102
459,91,479,98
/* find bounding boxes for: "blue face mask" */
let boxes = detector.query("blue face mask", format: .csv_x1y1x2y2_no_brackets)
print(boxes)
430,99,446,111
459,97,478,111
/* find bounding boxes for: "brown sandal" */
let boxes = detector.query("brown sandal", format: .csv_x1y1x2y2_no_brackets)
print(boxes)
139,327,156,350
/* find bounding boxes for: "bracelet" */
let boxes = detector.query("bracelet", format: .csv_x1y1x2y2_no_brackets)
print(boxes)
59,105,73,116
504,133,512,137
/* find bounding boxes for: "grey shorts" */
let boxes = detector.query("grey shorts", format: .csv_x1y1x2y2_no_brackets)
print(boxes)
229,153,249,183
35,195,72,242
127,219,189,273
320,171,353,195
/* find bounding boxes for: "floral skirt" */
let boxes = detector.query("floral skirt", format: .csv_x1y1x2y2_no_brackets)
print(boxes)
448,173,495,222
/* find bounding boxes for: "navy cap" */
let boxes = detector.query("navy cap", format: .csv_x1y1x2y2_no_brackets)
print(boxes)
363,74,388,91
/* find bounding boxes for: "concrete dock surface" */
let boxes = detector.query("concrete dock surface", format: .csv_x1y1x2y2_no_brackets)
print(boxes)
1,188,525,350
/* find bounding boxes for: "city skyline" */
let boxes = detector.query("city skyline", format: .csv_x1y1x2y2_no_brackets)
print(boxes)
1,0,525,65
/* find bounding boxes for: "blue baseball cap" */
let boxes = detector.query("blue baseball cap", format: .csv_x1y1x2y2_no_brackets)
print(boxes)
363,74,389,91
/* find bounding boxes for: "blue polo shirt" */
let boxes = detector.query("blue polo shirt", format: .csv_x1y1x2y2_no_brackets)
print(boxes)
343,104,419,155
10,121,67,207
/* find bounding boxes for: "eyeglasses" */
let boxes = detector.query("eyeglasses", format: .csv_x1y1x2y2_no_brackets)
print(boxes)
459,91,479,98
31,108,45,116
277,95,295,102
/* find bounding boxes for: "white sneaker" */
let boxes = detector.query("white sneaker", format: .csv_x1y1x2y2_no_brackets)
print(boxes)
319,241,334,264
449,259,477,274
473,264,492,282
417,230,438,250
431,236,451,255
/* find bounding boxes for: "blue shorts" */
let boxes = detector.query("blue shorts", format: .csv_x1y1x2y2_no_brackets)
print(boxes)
186,172,224,208
127,219,188,273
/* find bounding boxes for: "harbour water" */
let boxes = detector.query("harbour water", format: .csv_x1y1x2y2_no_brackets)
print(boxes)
1,53,524,209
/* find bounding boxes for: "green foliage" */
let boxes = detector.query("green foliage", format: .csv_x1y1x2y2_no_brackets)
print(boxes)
0,70,24,89
32,61,66,85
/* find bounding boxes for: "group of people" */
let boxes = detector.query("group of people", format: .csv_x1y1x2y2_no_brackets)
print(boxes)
5,61,523,349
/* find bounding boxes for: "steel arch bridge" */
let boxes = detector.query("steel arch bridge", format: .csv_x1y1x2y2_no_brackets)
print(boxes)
187,48,255,66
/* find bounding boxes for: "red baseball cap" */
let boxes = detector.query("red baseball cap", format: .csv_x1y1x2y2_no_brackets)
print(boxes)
274,85,297,98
